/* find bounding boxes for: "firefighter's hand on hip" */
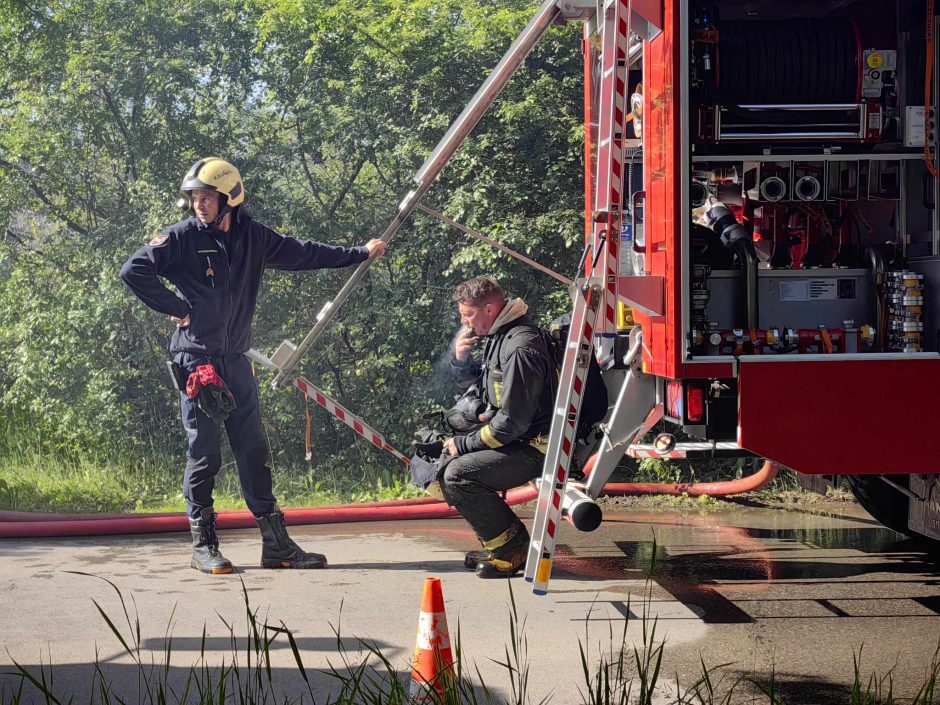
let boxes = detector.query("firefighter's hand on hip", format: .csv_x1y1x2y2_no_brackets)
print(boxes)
454,327,479,362
443,437,459,457
365,239,387,257
171,314,191,328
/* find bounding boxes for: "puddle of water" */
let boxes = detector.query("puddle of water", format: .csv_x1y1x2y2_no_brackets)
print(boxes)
544,510,940,624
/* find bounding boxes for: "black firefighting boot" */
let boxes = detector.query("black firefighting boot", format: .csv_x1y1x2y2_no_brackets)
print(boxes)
475,522,530,579
256,510,327,569
464,540,491,570
189,508,234,574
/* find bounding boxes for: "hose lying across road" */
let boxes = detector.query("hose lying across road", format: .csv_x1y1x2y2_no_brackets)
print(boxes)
0,461,778,539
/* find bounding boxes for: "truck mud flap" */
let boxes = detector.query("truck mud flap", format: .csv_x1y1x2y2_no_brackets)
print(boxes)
909,474,940,540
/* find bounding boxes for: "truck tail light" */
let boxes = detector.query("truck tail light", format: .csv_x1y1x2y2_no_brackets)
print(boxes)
666,380,683,419
686,384,705,422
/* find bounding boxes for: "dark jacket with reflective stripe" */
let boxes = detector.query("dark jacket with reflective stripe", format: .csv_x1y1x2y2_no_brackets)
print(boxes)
120,212,368,356
450,314,555,454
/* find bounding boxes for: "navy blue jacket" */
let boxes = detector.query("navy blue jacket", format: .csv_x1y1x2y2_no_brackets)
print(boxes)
120,212,369,356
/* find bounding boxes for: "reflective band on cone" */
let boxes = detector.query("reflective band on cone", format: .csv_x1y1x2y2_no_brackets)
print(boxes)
410,576,455,698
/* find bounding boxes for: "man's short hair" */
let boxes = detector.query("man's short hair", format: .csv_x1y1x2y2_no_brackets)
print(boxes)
452,276,505,306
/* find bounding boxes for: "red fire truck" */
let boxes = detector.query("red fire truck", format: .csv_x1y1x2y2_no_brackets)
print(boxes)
518,0,940,592
605,3,936,507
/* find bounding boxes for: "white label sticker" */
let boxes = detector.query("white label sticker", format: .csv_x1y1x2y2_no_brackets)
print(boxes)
619,224,634,274
779,280,809,302
779,279,837,302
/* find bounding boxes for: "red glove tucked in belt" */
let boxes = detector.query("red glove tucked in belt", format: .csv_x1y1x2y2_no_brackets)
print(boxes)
185,364,237,421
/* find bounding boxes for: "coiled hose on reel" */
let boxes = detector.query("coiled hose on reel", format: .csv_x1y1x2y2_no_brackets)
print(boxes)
718,18,861,106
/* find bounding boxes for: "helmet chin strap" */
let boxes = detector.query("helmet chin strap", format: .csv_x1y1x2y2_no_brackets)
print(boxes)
213,204,232,228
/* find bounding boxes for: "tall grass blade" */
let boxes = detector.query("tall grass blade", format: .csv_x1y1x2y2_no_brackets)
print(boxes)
6,655,62,705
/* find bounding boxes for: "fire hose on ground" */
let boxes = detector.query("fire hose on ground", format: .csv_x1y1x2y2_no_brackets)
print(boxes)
0,461,778,539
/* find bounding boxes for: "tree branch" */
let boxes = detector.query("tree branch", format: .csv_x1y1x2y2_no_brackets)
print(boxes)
325,153,367,221
295,119,329,213
99,85,139,181
330,366,346,400
0,154,89,236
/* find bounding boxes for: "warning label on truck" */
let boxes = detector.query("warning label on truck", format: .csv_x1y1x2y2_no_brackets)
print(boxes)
778,279,838,302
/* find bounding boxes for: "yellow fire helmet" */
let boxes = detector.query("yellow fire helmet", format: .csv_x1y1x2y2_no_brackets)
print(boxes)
179,157,245,209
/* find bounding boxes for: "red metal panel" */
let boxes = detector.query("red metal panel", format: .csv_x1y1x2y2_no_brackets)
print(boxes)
619,274,664,316
631,0,664,36
681,361,735,379
633,0,682,379
738,358,940,475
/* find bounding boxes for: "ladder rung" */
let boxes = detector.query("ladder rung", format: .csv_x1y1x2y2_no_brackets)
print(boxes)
627,441,745,459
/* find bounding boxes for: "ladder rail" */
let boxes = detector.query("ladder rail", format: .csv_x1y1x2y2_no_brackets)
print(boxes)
293,376,412,466
525,0,633,595
270,0,565,388
524,278,604,593
595,0,633,343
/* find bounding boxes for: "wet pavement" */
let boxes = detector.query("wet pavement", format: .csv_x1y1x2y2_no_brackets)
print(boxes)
1,501,939,703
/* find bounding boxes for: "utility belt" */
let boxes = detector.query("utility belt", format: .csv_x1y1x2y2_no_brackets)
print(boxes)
166,358,237,421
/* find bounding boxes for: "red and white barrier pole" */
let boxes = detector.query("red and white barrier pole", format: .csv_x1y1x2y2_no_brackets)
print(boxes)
293,375,411,466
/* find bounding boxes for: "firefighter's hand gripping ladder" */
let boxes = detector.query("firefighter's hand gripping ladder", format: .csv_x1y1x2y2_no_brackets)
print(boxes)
253,0,603,465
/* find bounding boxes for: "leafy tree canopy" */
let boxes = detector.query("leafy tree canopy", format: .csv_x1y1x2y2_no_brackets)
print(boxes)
0,0,585,470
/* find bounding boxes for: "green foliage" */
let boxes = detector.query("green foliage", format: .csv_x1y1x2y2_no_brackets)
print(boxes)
0,442,423,513
0,0,585,485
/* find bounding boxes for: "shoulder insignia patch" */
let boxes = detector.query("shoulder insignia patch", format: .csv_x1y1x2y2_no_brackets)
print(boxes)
150,233,169,247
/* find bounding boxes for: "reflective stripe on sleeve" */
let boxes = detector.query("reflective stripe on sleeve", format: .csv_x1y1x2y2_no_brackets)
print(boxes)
479,424,504,449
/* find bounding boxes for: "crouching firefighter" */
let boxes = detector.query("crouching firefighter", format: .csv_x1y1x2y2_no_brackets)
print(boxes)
441,277,556,578
120,157,386,574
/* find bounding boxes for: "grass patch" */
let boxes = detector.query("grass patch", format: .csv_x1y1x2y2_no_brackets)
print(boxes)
0,411,423,514
0,449,181,513
751,468,858,510
0,447,422,514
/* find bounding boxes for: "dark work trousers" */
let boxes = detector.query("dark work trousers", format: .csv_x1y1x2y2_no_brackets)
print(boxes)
176,351,277,520
440,442,544,543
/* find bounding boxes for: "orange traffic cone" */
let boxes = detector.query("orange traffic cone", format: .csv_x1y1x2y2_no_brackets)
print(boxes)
410,576,455,698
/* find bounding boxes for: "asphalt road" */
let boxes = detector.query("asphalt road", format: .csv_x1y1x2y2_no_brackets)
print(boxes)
2,501,939,704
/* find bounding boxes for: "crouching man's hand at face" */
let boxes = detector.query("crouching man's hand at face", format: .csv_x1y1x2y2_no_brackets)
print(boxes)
443,437,459,457
454,326,479,362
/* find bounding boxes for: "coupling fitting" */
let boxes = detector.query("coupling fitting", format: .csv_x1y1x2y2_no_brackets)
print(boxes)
704,200,747,247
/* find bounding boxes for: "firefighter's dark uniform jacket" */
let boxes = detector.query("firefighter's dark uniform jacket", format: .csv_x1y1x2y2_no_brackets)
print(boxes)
119,212,369,356
120,210,369,519
450,313,555,456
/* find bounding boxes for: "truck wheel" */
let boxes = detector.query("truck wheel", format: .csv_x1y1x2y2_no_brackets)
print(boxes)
846,474,911,536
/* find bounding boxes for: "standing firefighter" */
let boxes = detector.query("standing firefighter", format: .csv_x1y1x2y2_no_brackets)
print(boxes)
443,277,556,578
120,157,386,574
